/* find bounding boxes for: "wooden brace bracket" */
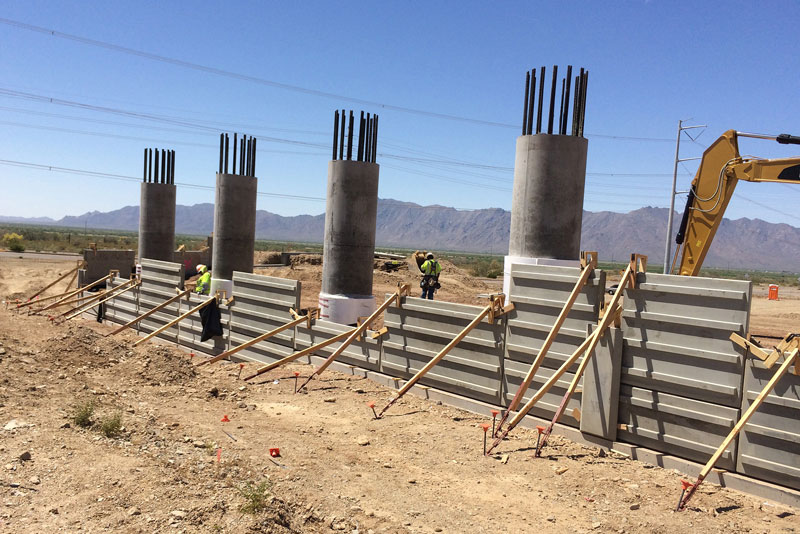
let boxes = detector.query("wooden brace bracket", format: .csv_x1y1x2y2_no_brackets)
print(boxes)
487,293,514,325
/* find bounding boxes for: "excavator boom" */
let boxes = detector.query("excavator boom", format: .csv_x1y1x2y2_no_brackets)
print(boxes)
673,130,800,276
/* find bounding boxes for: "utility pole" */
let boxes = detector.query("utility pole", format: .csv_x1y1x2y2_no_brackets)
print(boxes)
663,120,705,274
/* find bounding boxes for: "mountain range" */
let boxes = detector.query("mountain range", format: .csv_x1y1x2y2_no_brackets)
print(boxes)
2,199,799,271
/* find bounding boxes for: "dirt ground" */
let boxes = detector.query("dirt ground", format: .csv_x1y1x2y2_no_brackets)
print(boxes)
0,255,798,533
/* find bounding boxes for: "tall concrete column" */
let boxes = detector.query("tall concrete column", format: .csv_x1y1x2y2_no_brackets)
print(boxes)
503,65,590,299
319,160,379,324
210,172,257,295
138,182,176,262
138,147,177,263
508,134,588,259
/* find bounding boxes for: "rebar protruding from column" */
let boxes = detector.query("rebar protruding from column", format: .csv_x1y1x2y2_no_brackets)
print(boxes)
217,133,257,177
521,65,589,138
332,110,379,163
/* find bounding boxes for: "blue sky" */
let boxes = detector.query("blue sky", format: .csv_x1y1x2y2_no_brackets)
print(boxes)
1,1,798,226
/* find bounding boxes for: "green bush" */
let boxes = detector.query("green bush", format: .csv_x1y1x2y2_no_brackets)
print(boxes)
71,400,95,428
238,480,273,515
100,412,123,438
2,232,24,252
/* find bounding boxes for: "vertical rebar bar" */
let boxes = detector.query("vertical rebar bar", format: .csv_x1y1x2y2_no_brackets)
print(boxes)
536,66,545,134
527,69,536,135
251,137,257,176
563,65,573,135
219,134,224,174
240,137,245,174
161,149,166,183
232,133,238,175
579,71,588,137
571,75,580,136
149,149,153,183
346,111,354,160
154,149,160,184
171,150,175,184
548,65,558,134
372,114,379,163
522,71,530,136
339,109,345,160
364,113,371,162
225,134,230,174
559,78,565,136
143,148,147,182
333,110,340,161
357,111,365,162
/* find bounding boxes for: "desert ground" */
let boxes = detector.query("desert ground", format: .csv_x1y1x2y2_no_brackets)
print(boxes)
0,254,797,533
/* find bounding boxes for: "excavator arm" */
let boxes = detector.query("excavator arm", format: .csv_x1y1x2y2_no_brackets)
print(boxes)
672,130,800,276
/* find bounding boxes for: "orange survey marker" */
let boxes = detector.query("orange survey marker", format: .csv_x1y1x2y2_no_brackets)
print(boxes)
220,414,230,423
269,448,281,458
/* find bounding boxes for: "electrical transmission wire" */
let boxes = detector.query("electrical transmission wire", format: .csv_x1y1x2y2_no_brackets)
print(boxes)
0,17,677,142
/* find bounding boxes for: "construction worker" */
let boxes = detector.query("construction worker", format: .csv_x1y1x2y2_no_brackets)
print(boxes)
419,252,442,300
195,264,211,295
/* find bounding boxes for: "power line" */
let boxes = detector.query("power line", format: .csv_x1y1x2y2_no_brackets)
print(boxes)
0,17,678,142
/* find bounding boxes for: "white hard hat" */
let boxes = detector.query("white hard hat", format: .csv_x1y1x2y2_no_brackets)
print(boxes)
196,264,207,273
426,252,434,259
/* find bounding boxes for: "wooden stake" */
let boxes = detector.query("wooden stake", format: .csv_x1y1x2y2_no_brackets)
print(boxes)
243,328,355,381
678,349,799,510
133,295,216,346
534,255,643,454
496,252,597,433
378,296,508,417
197,311,311,366
295,283,411,391
55,278,136,319
107,288,191,336
64,281,140,321
24,260,85,302
36,272,116,313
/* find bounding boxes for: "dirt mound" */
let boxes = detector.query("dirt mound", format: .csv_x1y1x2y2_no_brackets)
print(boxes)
289,254,322,266
42,323,128,368
255,251,283,265
128,344,197,385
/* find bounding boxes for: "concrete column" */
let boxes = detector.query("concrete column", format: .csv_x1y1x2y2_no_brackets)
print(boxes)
509,134,588,259
320,160,379,325
503,134,588,299
210,172,257,295
138,182,176,262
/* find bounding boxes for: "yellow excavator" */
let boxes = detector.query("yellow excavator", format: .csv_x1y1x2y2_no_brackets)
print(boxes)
671,130,800,276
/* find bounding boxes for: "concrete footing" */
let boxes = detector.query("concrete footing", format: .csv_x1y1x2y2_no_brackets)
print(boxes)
320,160,379,325
138,182,176,262
211,172,257,294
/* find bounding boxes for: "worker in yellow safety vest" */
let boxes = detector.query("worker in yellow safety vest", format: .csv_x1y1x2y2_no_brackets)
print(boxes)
419,252,442,300
195,264,211,295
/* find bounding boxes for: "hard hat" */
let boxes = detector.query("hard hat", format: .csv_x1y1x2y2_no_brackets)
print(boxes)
196,264,207,274
426,253,434,259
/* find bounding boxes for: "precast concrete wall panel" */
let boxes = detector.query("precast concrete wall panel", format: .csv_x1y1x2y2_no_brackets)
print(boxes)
621,273,751,406
176,291,230,356
736,357,800,490
618,385,741,470
503,264,605,426
618,272,751,471
103,276,139,326
228,272,301,364
137,259,186,343
382,297,505,404
295,319,381,371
